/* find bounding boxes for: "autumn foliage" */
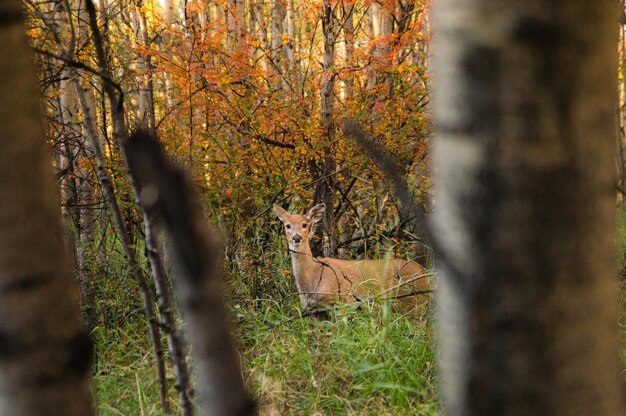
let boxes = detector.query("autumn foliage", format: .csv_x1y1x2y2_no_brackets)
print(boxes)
29,0,430,248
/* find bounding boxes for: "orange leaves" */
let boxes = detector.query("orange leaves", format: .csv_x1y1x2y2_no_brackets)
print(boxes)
26,28,39,39
46,0,431,227
184,0,204,14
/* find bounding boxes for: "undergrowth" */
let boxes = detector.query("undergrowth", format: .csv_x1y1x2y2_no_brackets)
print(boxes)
238,301,438,415
92,300,438,415
92,323,172,416
80,198,626,416
88,212,439,415
90,206,626,414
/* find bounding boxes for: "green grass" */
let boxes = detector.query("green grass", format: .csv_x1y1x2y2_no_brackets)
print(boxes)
92,298,438,415
89,223,439,414
238,301,438,415
92,323,172,416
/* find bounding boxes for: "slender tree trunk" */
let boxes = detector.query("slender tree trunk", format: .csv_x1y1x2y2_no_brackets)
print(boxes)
132,1,157,132
378,3,393,98
0,4,94,414
318,0,340,257
618,17,626,203
227,0,244,48
342,2,354,100
55,70,82,267
286,0,296,75
54,0,98,328
71,71,170,414
73,0,98,323
58,80,97,326
253,0,269,73
432,1,625,414
144,219,195,416
365,2,379,90
126,131,256,416
161,0,177,108
270,0,286,77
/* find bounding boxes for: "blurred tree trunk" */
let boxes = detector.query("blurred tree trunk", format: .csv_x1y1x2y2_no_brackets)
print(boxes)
126,131,256,416
432,1,625,415
0,2,94,414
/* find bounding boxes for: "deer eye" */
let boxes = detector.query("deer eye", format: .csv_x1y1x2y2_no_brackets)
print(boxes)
302,223,308,229
285,224,291,230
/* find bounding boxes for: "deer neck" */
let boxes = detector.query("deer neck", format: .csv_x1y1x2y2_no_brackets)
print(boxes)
290,241,319,295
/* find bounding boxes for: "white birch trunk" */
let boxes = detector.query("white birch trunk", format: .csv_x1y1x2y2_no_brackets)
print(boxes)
162,0,177,108
432,1,625,414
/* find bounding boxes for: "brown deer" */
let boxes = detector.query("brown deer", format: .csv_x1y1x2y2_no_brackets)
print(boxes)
273,204,430,315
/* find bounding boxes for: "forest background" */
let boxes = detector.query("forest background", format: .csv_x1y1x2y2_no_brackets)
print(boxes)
17,0,626,414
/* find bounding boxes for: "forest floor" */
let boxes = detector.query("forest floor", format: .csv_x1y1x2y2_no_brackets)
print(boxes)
92,299,439,415
90,211,626,415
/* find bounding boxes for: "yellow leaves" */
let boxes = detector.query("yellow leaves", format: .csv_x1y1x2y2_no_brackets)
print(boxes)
294,144,309,158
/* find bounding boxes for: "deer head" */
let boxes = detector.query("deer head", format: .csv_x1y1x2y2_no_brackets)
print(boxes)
273,204,325,251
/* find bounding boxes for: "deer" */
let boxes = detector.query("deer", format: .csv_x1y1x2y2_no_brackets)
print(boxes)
273,203,430,316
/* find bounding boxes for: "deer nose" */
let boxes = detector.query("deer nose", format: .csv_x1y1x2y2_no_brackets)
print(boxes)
292,234,302,244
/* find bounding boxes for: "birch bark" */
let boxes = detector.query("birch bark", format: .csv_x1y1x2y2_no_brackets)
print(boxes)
432,1,625,414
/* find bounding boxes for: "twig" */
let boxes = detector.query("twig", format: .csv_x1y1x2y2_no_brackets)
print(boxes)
32,47,122,94
379,271,435,297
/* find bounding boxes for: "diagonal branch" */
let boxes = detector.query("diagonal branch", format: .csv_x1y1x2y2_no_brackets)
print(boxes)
343,118,429,244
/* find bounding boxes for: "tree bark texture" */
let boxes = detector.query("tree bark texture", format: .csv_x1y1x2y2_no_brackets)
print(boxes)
318,0,340,257
0,3,94,415
432,1,624,415
144,218,195,416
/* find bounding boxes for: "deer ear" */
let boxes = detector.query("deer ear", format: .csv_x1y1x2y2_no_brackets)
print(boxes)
273,204,288,222
307,204,326,223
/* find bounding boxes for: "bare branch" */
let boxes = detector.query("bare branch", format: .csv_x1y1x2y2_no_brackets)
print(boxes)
343,118,429,244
